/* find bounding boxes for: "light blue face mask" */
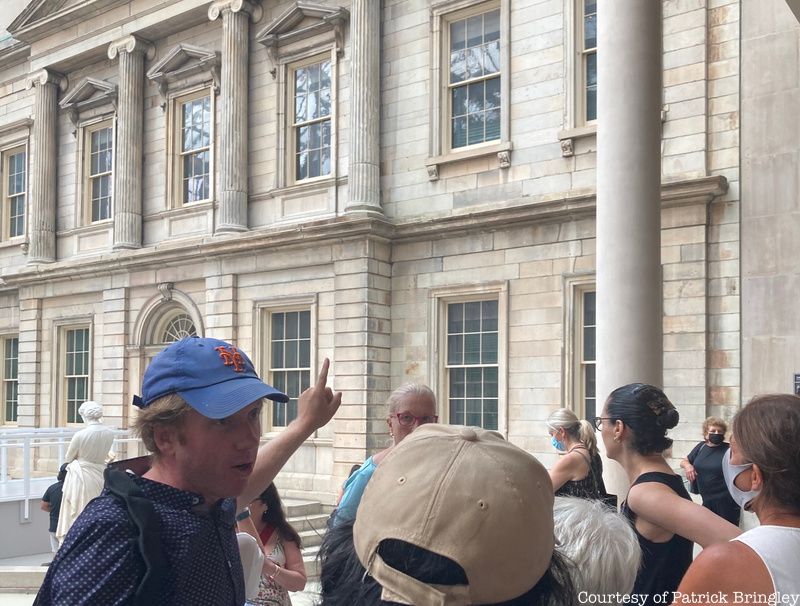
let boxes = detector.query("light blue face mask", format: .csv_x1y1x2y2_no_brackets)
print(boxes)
722,448,760,510
551,436,566,452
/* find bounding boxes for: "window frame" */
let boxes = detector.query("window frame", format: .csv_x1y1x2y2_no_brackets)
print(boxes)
429,0,511,170
565,0,598,131
254,295,317,434
58,324,93,426
1,335,19,425
1,143,28,243
168,87,215,209
83,119,115,224
429,282,508,434
562,273,596,420
288,54,335,185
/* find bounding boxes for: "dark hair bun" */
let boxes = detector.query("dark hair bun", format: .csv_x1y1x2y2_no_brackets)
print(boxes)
657,408,680,429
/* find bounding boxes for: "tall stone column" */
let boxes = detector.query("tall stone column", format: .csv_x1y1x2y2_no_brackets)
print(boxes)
209,0,261,233
346,0,382,214
596,1,663,496
26,69,66,264
108,36,154,250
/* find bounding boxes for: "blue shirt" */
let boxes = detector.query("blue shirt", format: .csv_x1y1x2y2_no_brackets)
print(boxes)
35,474,245,605
333,456,376,526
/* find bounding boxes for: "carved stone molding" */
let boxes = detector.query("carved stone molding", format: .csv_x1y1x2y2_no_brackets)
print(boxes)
158,282,174,301
59,77,117,132
497,150,511,169
427,165,439,181
108,35,156,61
560,138,574,157
26,68,67,92
256,2,349,66
146,44,221,108
208,0,263,23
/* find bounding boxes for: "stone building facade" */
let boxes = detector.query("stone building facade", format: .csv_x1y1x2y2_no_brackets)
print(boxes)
0,0,745,502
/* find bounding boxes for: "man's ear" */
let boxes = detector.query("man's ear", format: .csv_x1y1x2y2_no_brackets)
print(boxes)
152,424,179,457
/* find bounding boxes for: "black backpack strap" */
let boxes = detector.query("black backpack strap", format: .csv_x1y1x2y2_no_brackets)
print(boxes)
104,467,169,605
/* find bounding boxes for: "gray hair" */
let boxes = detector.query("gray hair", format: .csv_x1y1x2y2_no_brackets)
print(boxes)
553,496,641,597
78,400,103,422
387,383,437,413
545,408,598,457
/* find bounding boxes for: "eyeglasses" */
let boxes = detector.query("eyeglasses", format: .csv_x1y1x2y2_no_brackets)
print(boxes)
390,412,438,427
593,417,615,431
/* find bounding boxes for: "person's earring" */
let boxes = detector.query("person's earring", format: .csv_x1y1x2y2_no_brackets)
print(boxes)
613,436,621,443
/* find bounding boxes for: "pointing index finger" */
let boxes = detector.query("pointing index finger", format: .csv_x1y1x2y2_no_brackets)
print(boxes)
316,357,330,390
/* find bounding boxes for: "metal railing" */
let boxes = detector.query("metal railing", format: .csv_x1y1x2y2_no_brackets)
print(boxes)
0,427,144,519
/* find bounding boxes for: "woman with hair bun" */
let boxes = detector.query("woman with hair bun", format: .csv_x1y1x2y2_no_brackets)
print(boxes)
546,408,608,500
598,383,740,599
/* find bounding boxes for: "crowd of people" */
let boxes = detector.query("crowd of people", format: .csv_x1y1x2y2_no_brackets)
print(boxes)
32,335,800,606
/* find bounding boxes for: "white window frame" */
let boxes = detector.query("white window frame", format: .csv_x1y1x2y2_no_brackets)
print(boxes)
428,0,511,177
58,324,92,426
254,295,317,434
1,335,19,425
564,0,598,131
562,273,596,420
288,54,335,185
1,143,27,242
82,119,115,224
167,87,215,209
429,282,508,434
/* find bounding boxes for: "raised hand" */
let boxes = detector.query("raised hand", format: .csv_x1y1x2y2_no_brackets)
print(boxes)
296,358,342,432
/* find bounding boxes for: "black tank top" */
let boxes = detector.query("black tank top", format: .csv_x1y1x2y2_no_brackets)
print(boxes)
554,448,607,501
621,472,693,597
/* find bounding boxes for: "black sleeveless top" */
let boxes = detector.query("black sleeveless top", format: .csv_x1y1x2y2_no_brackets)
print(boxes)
621,472,693,598
554,447,607,500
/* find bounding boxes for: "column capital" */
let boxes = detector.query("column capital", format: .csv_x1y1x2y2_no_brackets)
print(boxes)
26,69,67,92
208,0,262,23
108,35,155,61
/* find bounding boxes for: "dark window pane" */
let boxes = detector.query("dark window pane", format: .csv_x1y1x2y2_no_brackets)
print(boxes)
482,300,498,331
286,312,299,339
452,86,468,118
466,14,483,48
447,334,463,365
585,364,596,398
297,126,310,152
464,333,481,364
272,341,284,369
321,60,332,88
448,303,464,334
467,112,485,146
464,302,481,333
586,86,597,122
483,409,498,430
296,151,308,181
285,341,298,368
484,10,500,42
484,367,498,397
481,332,498,364
485,109,501,141
452,116,467,148
450,19,466,51
272,313,285,339
299,340,310,368
468,81,485,112
299,311,311,338
309,149,321,178
584,326,596,361
583,291,596,325
485,77,501,110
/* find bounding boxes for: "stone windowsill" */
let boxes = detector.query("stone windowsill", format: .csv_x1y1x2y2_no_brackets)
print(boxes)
147,199,214,221
557,124,597,157
0,237,26,251
426,140,513,181
254,175,343,201
56,219,112,238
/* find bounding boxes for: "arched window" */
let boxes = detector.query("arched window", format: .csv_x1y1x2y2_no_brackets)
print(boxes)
160,313,197,343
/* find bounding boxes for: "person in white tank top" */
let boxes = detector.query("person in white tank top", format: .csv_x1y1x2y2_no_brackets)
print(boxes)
674,394,800,602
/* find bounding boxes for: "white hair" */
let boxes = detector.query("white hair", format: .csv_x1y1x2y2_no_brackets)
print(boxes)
78,400,103,422
387,383,436,413
553,496,641,597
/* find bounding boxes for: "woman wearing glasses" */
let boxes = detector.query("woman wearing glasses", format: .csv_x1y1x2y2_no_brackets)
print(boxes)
331,384,437,526
597,384,740,599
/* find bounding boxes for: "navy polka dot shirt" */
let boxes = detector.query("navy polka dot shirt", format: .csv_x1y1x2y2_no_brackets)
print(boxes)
35,474,245,605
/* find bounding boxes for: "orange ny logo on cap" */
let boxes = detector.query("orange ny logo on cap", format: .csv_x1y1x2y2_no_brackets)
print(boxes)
214,346,246,373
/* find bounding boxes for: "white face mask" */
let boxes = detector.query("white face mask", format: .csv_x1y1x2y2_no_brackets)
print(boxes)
722,448,760,510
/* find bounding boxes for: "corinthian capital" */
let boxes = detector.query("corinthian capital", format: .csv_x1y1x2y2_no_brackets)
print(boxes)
26,69,67,91
208,0,262,23
108,35,156,61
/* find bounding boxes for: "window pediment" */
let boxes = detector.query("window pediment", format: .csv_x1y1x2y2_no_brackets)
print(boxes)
8,0,130,44
256,2,348,65
146,44,221,106
59,77,117,129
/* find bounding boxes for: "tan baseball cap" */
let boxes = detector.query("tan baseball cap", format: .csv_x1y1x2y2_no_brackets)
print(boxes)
353,424,555,606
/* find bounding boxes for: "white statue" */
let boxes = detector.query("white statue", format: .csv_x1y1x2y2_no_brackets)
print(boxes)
56,401,116,543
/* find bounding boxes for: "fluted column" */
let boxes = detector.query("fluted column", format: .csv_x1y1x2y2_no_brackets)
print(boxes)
209,0,261,233
346,0,382,214
596,0,663,498
108,35,154,250
26,69,66,264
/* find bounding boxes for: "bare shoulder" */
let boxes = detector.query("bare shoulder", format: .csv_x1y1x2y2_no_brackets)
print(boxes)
675,541,772,601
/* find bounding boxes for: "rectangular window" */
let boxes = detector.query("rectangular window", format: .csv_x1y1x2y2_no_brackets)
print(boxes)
579,290,597,420
293,59,332,181
2,337,18,424
581,0,597,123
64,327,90,424
87,125,113,222
180,94,211,204
3,147,26,239
269,310,311,427
446,300,499,430
449,9,501,149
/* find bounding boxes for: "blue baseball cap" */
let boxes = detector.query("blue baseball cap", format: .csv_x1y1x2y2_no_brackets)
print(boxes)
133,337,289,418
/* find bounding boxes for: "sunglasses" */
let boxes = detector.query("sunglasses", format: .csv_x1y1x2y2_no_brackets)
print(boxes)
390,412,439,427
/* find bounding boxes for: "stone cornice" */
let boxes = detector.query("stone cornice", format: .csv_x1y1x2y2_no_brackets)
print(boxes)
0,40,31,70
0,175,727,287
208,0,263,23
9,0,130,45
